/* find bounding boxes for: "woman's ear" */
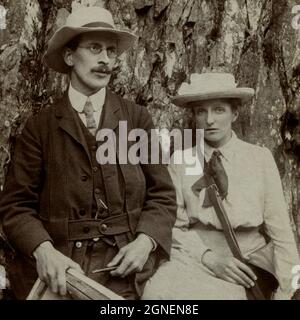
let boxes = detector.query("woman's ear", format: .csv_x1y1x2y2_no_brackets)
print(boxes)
63,48,74,67
232,110,239,123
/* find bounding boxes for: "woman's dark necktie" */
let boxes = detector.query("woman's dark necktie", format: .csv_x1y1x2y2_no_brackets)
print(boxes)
191,150,228,208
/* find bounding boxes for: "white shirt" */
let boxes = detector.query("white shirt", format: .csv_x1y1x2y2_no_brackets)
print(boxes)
68,84,106,127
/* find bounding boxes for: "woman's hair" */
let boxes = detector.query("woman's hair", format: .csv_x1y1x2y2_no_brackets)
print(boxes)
225,98,241,113
189,98,241,115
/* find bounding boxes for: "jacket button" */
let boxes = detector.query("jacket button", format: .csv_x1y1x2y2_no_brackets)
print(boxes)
83,226,90,233
79,208,86,216
95,188,101,194
100,224,108,233
91,145,97,151
81,175,88,182
75,241,82,248
93,167,98,173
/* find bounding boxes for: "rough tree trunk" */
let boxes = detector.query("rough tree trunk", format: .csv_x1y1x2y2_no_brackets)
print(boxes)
0,0,299,296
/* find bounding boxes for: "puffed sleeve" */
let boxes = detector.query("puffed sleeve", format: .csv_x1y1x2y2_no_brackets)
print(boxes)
168,153,211,262
262,147,300,297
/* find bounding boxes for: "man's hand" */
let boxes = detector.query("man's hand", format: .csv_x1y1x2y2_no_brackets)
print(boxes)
202,251,257,288
107,234,154,278
33,241,84,296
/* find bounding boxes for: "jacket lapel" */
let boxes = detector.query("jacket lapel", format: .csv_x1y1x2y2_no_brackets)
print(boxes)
55,92,91,163
100,90,122,132
99,90,125,168
98,90,126,214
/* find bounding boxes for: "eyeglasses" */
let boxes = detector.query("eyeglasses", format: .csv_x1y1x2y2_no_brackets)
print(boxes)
77,44,117,58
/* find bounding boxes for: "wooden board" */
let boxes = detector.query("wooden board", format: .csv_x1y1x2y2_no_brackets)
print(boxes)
27,269,124,300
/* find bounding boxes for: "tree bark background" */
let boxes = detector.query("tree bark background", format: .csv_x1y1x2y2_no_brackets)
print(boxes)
0,0,300,296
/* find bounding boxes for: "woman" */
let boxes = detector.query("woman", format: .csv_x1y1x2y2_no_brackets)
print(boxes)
142,73,299,300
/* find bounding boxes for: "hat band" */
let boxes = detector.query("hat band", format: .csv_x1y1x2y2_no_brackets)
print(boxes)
82,22,115,29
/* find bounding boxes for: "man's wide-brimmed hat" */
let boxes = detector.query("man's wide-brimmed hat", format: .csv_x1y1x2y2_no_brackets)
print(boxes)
43,7,137,73
171,73,255,107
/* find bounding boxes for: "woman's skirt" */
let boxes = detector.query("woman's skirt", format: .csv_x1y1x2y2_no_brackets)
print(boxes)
142,225,254,300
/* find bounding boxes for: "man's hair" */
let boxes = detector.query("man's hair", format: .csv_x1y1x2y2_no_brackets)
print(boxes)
65,34,82,51
63,35,82,75
64,32,119,51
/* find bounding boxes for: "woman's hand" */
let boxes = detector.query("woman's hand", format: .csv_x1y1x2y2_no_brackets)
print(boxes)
202,250,257,288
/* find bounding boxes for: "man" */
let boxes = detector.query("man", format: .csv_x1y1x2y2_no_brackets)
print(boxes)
0,7,176,299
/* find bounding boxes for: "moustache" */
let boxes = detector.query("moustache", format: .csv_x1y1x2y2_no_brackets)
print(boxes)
91,66,112,74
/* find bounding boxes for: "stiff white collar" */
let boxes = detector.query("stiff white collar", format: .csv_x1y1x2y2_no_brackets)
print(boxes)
204,131,238,162
68,84,106,113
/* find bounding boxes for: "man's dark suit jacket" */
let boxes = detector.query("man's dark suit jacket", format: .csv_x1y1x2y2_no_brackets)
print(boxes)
0,89,177,299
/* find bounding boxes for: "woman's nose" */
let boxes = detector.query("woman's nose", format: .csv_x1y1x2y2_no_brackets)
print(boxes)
206,110,215,125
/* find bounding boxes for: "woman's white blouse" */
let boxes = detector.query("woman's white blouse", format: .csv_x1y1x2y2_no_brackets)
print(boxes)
169,132,299,294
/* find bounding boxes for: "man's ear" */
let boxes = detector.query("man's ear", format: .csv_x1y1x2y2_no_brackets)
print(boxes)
63,48,74,67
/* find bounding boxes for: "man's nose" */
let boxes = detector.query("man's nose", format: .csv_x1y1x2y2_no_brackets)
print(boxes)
97,49,110,64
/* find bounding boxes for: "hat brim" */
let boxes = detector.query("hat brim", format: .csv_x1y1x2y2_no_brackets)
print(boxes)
171,88,255,107
43,26,137,73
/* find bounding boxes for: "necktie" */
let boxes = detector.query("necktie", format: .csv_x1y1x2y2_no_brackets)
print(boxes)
82,97,97,136
191,150,228,208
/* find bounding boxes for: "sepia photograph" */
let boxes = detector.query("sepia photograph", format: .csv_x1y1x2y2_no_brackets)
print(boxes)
0,0,300,306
